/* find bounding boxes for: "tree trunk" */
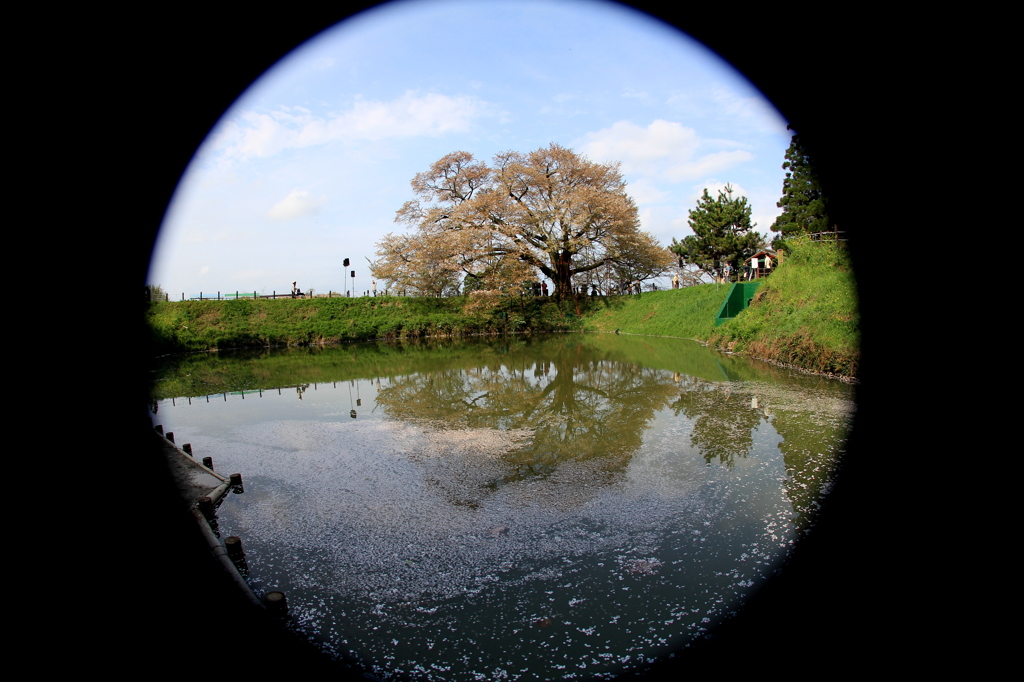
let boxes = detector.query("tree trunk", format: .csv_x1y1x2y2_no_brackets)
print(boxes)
552,251,573,300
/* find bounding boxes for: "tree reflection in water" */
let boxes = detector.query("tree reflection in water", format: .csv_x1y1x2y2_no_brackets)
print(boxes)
149,333,854,679
670,377,762,467
374,340,682,493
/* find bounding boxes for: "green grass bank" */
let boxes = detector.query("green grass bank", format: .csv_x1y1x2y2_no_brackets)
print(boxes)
145,294,587,355
707,240,858,378
146,240,858,378
577,284,726,340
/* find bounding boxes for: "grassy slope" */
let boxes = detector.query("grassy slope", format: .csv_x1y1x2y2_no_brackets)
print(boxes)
578,284,726,340
145,295,585,354
707,240,859,377
147,241,859,377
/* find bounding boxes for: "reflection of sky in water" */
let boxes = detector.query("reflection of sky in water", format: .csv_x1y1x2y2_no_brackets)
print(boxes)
154,357,848,680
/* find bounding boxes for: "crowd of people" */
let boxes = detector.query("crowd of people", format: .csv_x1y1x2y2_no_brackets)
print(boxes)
285,272,710,300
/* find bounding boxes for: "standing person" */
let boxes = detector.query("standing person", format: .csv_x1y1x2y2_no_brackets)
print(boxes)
372,280,377,297
542,281,548,296
291,281,299,298
672,273,679,289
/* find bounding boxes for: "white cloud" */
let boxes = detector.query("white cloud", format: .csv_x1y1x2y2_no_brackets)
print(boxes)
638,206,656,231
627,177,667,204
581,120,697,173
209,91,495,163
267,189,327,220
580,120,752,182
665,150,754,182
637,205,689,245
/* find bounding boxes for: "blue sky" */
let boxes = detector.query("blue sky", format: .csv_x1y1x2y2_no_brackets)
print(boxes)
150,0,791,297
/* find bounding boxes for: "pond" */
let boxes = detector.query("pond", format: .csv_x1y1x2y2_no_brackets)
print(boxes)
149,333,853,680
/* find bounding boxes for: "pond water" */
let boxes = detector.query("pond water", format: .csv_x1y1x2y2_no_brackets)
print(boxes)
149,334,853,680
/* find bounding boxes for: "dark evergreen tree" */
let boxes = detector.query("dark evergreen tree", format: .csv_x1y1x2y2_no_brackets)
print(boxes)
770,129,831,245
671,184,763,283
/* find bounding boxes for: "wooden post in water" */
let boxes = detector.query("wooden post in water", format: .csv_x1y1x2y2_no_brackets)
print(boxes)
203,456,213,470
183,443,192,456
166,432,174,443
229,473,243,491
198,496,214,518
264,591,288,615
225,535,248,573
225,535,244,559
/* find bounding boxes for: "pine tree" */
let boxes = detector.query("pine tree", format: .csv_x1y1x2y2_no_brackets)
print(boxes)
770,130,831,244
671,184,763,283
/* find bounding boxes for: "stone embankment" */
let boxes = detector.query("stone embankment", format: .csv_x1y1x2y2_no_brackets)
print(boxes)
152,426,268,609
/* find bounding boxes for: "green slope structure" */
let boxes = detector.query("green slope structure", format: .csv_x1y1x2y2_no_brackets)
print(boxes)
715,282,762,327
